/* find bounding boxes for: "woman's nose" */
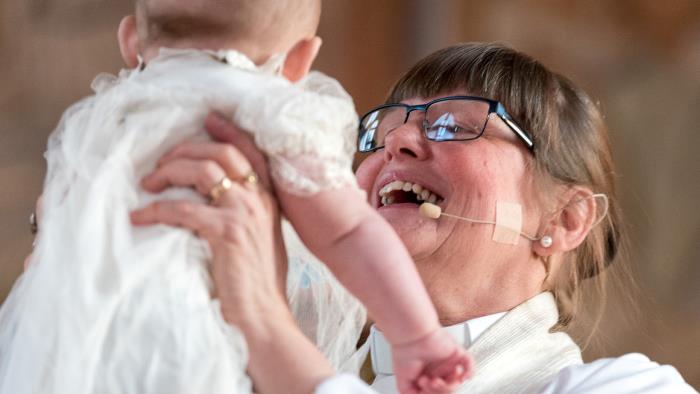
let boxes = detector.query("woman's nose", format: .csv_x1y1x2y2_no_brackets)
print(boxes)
383,117,430,162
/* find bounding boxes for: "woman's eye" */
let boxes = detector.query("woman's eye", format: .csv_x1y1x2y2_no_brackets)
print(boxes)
427,124,475,141
448,124,479,135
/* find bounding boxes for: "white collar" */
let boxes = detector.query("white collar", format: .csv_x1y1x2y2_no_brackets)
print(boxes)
369,312,506,376
142,48,286,74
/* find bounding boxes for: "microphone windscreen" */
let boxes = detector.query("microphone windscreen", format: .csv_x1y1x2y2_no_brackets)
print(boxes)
419,202,442,219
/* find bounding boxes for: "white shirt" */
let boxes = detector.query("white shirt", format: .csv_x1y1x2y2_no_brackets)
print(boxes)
370,313,506,390
315,312,697,394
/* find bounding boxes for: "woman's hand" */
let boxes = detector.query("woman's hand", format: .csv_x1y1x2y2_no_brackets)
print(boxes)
130,113,287,330
130,113,335,393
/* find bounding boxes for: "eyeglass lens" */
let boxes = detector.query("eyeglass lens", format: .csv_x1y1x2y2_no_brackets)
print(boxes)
359,99,491,152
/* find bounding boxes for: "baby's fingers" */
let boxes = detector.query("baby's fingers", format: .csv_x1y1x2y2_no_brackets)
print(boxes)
416,375,458,394
440,357,472,385
452,356,473,382
396,378,420,394
427,350,472,382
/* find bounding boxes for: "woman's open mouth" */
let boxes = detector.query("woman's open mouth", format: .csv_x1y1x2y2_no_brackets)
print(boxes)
378,180,444,207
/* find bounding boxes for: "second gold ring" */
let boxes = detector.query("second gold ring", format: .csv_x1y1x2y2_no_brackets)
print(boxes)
241,171,258,186
208,176,233,202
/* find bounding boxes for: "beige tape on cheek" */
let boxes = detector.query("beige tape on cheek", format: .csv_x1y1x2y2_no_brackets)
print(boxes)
492,201,523,245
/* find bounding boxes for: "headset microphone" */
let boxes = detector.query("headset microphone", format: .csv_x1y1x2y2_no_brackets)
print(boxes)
419,193,608,248
419,202,541,243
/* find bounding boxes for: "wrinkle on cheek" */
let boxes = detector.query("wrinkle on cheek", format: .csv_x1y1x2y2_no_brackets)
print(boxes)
431,220,457,254
434,214,475,250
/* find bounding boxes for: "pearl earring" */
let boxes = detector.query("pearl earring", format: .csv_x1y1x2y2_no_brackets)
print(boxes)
540,236,553,248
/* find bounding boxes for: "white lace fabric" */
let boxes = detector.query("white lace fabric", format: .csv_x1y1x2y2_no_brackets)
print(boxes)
0,48,365,393
283,220,367,372
235,70,359,195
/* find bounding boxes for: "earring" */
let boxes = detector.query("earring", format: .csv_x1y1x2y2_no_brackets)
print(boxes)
539,235,553,248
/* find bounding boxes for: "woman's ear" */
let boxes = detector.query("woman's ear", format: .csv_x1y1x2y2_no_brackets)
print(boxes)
118,15,140,68
282,36,322,82
533,187,597,257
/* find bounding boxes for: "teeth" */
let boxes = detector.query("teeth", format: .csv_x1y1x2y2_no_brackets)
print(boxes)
378,180,443,207
379,180,404,196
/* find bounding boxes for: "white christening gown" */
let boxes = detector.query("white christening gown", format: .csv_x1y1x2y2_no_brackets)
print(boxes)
0,48,366,394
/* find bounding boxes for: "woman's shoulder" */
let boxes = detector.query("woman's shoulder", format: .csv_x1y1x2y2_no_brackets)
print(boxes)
538,353,697,394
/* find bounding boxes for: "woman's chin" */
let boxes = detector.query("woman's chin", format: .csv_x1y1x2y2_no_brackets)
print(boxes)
378,202,424,224
378,203,438,253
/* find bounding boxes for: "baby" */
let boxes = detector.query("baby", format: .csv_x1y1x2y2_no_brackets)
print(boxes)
0,1,470,393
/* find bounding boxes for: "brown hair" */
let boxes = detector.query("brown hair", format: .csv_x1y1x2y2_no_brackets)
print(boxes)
135,0,320,51
387,43,630,331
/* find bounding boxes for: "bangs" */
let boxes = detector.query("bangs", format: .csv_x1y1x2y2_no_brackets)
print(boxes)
387,43,558,148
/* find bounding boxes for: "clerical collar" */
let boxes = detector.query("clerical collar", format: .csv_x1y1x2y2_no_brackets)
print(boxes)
369,312,507,376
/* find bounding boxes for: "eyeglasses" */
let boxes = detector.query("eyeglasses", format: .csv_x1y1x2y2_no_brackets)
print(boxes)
358,95,534,153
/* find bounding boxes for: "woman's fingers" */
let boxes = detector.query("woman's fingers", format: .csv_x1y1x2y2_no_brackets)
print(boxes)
145,113,272,204
204,112,272,189
157,140,254,182
142,158,226,195
131,183,261,239
130,199,225,239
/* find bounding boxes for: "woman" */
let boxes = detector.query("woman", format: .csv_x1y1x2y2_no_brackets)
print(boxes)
128,43,696,393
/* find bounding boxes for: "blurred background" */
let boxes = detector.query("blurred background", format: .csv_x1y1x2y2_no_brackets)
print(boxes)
1,0,698,388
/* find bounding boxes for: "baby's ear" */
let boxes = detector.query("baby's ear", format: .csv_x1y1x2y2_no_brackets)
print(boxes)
118,15,140,68
282,36,322,82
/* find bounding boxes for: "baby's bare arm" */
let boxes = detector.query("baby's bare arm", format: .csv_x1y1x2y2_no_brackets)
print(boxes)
278,187,440,345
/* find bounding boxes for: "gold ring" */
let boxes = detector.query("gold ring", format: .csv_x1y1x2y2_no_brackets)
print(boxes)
29,212,38,235
241,171,258,186
208,176,233,202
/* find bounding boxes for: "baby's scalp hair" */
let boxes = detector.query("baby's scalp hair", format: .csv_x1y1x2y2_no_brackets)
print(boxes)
135,0,320,56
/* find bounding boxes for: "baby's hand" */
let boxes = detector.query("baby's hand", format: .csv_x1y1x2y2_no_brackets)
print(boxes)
392,329,472,394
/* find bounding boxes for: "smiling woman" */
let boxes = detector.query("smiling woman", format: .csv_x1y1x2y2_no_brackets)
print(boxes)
357,43,622,329
1,0,698,392
178,42,695,393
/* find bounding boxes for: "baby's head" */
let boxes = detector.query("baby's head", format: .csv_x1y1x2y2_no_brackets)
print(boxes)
118,0,322,81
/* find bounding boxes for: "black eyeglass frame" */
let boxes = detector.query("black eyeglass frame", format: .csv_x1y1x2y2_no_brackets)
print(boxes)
358,95,534,153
